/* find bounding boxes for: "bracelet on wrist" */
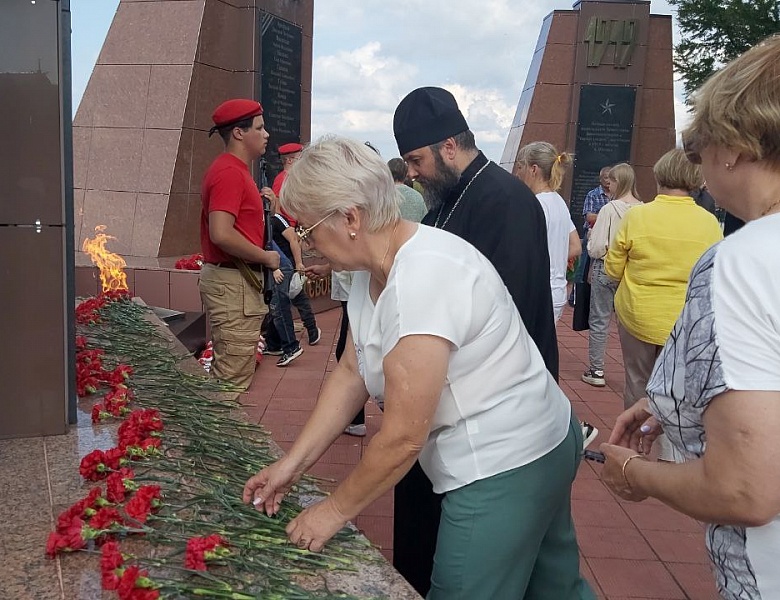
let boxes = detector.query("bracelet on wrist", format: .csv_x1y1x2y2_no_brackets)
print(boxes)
621,454,644,492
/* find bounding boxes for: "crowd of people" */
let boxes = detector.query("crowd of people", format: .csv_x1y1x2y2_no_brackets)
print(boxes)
197,34,780,600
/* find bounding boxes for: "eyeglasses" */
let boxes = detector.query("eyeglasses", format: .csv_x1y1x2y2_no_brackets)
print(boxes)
296,210,338,246
682,134,702,165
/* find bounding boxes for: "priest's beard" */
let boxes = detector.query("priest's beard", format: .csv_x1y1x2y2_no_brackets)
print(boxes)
419,152,461,211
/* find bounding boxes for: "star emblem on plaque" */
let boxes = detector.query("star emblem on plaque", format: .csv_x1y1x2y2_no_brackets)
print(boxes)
601,99,616,115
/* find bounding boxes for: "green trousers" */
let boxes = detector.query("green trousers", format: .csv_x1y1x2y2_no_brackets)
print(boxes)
428,415,595,600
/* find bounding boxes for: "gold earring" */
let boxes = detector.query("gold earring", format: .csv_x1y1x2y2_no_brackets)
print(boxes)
725,162,734,171
349,232,357,240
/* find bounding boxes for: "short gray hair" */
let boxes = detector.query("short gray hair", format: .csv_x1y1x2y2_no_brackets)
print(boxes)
280,135,400,232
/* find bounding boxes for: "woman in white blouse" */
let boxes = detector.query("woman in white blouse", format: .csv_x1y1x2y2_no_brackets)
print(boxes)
516,141,581,323
243,136,594,600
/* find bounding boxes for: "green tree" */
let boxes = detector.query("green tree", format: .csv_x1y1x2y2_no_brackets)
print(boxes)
670,0,780,98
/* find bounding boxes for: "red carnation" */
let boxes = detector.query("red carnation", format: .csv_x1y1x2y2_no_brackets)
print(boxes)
89,507,123,530
119,410,162,445
46,531,70,557
46,516,87,557
104,447,126,470
100,541,124,590
117,565,159,600
80,449,125,481
112,364,133,383
175,253,203,270
185,534,229,571
103,387,133,417
106,468,136,503
79,450,110,481
125,485,161,524
92,403,108,423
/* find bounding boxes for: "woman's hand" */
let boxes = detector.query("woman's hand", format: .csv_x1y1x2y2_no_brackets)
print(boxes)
243,458,300,517
273,269,284,284
600,443,649,502
609,397,662,454
305,263,331,278
295,263,306,274
285,497,349,552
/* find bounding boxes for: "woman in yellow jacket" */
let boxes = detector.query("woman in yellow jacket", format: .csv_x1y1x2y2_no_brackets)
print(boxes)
605,149,722,416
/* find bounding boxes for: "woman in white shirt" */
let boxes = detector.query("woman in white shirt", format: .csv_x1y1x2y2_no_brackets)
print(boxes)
243,136,594,600
516,141,581,322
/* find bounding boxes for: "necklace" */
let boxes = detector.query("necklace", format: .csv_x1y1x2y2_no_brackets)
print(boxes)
760,198,780,217
379,220,400,282
434,160,491,229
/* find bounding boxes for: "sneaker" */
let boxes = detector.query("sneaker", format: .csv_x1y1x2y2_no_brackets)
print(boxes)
343,423,367,437
581,422,599,450
308,327,321,346
264,348,283,356
276,347,303,367
581,368,606,387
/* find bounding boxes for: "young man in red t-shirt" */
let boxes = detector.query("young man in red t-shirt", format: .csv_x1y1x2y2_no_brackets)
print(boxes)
199,99,280,389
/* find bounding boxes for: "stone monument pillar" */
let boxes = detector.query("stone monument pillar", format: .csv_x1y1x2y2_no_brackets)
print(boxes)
73,0,314,258
500,0,675,229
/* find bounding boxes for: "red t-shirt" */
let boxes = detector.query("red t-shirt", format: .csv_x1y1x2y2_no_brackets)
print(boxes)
271,169,298,227
271,169,287,197
200,153,265,264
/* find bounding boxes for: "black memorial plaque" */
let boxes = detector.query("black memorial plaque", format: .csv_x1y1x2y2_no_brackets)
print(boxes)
258,13,302,152
570,85,636,232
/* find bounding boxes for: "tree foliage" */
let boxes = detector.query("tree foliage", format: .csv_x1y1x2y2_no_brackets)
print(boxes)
670,0,780,98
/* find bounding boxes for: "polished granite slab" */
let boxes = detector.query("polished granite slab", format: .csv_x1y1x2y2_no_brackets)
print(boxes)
0,315,419,600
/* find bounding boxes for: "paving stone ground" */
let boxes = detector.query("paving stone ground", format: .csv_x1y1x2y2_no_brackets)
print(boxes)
243,305,717,599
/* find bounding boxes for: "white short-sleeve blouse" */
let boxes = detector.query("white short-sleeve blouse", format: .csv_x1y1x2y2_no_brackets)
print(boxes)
348,225,571,493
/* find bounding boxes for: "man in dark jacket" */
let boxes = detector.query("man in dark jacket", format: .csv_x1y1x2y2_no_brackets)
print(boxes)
391,86,560,595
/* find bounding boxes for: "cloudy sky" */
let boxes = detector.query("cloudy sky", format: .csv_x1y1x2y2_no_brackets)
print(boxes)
71,0,686,162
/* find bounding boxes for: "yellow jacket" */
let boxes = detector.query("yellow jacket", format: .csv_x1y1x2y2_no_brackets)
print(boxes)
605,194,723,345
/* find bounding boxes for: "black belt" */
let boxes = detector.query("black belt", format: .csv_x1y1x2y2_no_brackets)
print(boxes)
211,261,264,273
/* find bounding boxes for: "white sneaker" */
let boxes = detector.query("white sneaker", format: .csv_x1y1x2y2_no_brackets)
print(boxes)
343,424,366,437
582,422,599,450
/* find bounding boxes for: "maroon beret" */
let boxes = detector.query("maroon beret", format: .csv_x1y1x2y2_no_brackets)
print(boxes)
278,142,303,155
209,99,263,136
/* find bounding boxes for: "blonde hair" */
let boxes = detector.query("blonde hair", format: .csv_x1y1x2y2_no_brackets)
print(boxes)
517,141,573,192
653,149,703,191
607,163,640,201
280,136,400,232
684,34,780,168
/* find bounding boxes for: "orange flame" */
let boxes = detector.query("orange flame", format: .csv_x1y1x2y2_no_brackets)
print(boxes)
82,226,128,293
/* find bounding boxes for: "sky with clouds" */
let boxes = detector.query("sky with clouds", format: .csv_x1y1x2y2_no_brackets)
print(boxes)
70,0,688,162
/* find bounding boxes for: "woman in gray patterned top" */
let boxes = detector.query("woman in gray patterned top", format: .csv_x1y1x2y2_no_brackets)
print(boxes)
599,35,780,600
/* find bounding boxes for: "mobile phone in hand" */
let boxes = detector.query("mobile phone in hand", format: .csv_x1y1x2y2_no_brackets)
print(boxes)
583,449,605,463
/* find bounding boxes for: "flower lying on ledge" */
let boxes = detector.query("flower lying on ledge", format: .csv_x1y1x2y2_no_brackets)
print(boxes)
185,534,230,571
118,409,163,448
92,386,135,423
100,541,125,590
106,468,137,504
46,516,87,556
80,448,127,481
117,564,160,600
174,253,203,270
125,485,162,525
